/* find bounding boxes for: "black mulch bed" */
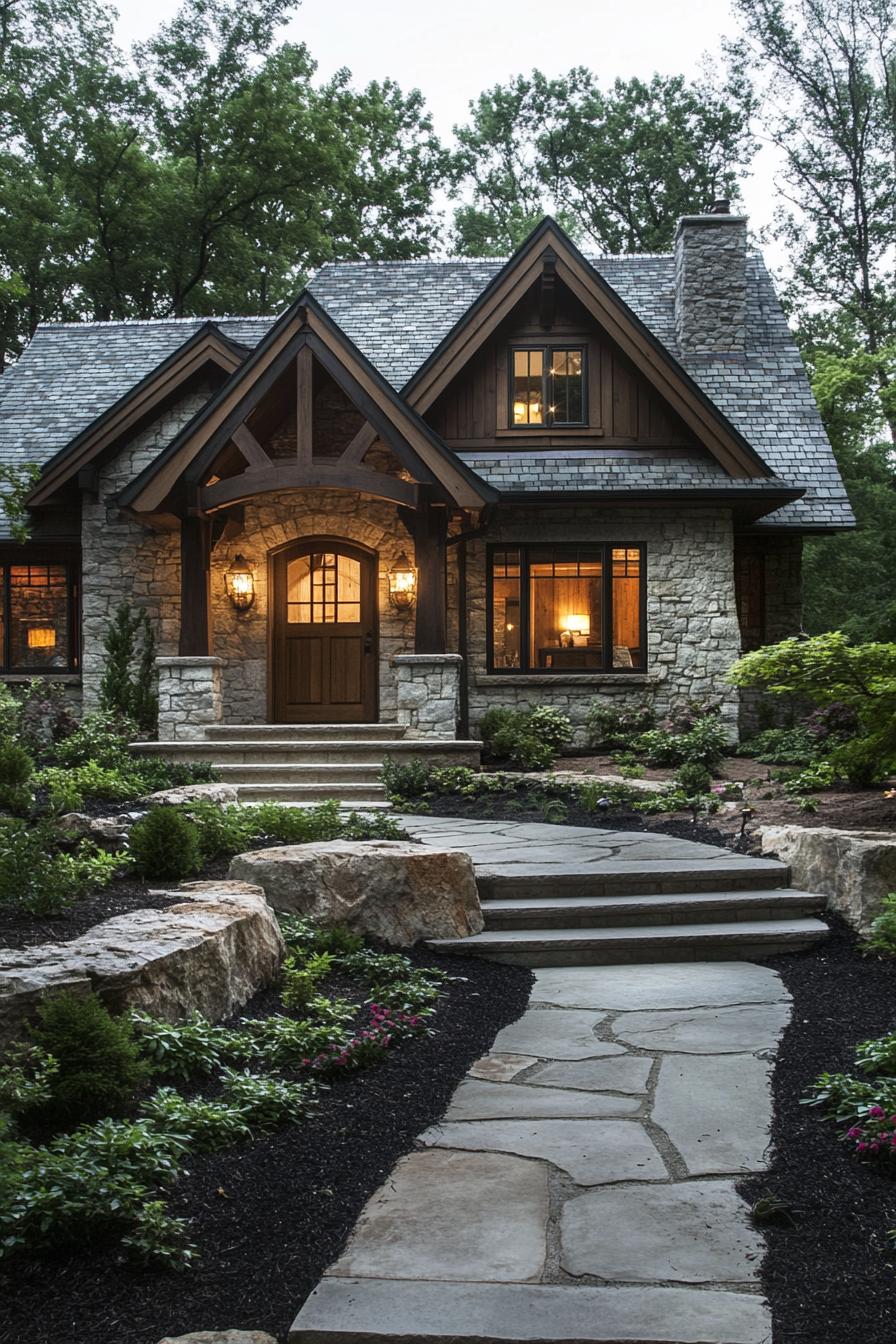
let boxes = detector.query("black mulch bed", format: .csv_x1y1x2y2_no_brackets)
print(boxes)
740,918,896,1344
0,948,533,1344
0,878,184,950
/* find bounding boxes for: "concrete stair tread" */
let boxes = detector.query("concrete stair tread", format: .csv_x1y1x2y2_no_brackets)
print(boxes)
206,722,408,738
215,763,384,776
429,916,828,951
479,858,788,879
481,888,824,912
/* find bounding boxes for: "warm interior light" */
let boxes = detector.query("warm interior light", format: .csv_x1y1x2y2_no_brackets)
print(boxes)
564,614,591,636
225,554,255,610
26,625,56,650
388,552,417,608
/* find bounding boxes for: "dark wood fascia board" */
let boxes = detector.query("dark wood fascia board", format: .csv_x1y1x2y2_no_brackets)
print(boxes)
201,463,419,512
400,216,772,481
491,486,805,524
27,323,250,508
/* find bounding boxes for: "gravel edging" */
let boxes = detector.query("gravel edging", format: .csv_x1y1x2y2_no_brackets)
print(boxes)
740,918,896,1344
0,949,533,1344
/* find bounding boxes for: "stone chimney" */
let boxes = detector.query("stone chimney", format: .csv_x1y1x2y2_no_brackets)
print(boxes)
674,200,748,355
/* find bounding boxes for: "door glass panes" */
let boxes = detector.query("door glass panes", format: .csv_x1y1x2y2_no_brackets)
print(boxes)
513,349,544,424
491,549,521,668
529,550,602,669
287,552,362,624
9,565,69,669
549,350,584,423
611,547,642,668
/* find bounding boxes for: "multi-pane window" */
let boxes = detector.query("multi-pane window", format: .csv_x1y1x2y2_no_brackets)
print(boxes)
0,563,78,672
511,347,585,426
489,545,644,673
287,552,362,625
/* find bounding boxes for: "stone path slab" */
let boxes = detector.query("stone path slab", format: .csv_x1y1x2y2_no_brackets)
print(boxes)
652,1054,775,1175
292,1279,773,1343
444,1078,641,1120
291,956,786,1344
421,1118,665,1185
560,1180,765,1283
526,1055,653,1094
326,1148,548,1283
615,1002,791,1055
531,962,789,1011
491,1007,622,1059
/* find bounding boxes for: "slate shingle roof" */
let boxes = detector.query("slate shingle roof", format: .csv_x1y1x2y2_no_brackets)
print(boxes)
0,251,853,536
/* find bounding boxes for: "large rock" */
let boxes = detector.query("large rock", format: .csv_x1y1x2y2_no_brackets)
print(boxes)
144,782,240,808
157,1333,277,1344
0,881,284,1047
760,825,896,933
229,839,483,946
55,812,130,851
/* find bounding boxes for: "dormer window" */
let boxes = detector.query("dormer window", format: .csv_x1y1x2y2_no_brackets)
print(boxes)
511,347,585,427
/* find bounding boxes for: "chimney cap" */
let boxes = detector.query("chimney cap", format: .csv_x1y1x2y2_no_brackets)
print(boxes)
707,199,731,214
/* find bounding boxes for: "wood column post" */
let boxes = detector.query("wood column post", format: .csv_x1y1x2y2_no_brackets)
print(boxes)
413,499,448,654
179,515,213,656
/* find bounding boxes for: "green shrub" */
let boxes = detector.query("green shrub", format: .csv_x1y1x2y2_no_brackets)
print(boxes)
15,679,77,761
36,761,140,813
779,761,836,796
99,604,158,735
128,807,202,880
856,1030,896,1075
0,818,120,915
739,726,817,766
0,737,33,814
675,761,714,795
130,1011,245,1080
585,701,655,750
120,1199,197,1270
862,894,896,957
28,992,150,1127
240,1014,351,1069
140,1089,252,1151
281,951,334,1010
829,736,890,788
0,1044,58,1116
0,1116,188,1263
635,711,729,771
480,705,572,771
52,709,139,770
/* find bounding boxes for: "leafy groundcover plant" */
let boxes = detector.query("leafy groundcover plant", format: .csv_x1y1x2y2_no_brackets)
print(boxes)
805,1025,896,1169
0,917,449,1269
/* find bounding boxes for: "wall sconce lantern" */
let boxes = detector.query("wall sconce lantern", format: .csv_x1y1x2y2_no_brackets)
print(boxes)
388,552,417,609
225,554,255,611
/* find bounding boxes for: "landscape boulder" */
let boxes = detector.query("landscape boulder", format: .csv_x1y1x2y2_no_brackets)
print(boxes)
143,781,240,808
54,812,130,850
157,1333,278,1344
0,881,285,1047
760,825,896,933
229,839,483,946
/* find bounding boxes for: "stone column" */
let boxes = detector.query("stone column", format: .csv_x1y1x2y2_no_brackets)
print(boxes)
157,656,225,741
393,654,462,740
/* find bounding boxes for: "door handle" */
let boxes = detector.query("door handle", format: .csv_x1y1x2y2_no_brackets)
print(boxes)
363,633,373,654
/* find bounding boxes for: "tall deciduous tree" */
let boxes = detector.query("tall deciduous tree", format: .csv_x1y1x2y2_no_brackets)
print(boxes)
452,68,754,256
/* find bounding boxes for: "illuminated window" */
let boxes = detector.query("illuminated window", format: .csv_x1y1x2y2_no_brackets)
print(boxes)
287,552,362,625
489,545,644,673
511,347,585,426
0,562,79,672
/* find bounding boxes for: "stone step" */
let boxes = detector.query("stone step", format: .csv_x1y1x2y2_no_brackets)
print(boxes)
481,888,826,929
132,739,481,766
290,1277,772,1344
427,916,829,966
476,857,790,900
206,722,409,740
234,782,389,805
214,762,385,785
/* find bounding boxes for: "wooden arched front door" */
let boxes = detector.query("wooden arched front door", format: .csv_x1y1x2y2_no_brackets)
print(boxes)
270,539,378,722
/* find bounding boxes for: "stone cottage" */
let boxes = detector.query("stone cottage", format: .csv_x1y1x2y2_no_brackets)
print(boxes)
0,209,853,784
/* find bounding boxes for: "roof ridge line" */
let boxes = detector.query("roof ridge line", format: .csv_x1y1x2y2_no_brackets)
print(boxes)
35,315,278,331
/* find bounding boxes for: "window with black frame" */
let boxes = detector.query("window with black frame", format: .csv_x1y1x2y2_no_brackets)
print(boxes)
511,347,585,426
489,545,644,673
0,563,79,672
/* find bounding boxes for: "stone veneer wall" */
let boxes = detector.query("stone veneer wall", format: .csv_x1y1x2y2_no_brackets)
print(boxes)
465,505,743,746
210,492,415,722
81,388,211,708
674,214,748,355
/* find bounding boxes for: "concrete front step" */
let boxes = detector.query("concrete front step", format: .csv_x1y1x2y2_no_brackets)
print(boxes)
206,722,409,741
482,888,826,930
477,857,790,900
215,762,384,785
427,917,829,966
234,782,389,805
132,738,482,766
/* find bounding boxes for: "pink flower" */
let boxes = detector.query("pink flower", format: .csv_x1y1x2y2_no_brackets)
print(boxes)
869,1105,885,1118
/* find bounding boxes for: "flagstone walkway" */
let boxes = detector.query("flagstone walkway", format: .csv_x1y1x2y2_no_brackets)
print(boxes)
291,959,786,1344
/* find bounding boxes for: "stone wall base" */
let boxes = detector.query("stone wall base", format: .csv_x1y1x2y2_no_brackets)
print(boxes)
157,656,225,741
393,654,462,739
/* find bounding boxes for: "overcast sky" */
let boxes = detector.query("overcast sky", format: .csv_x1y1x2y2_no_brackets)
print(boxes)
113,0,779,254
